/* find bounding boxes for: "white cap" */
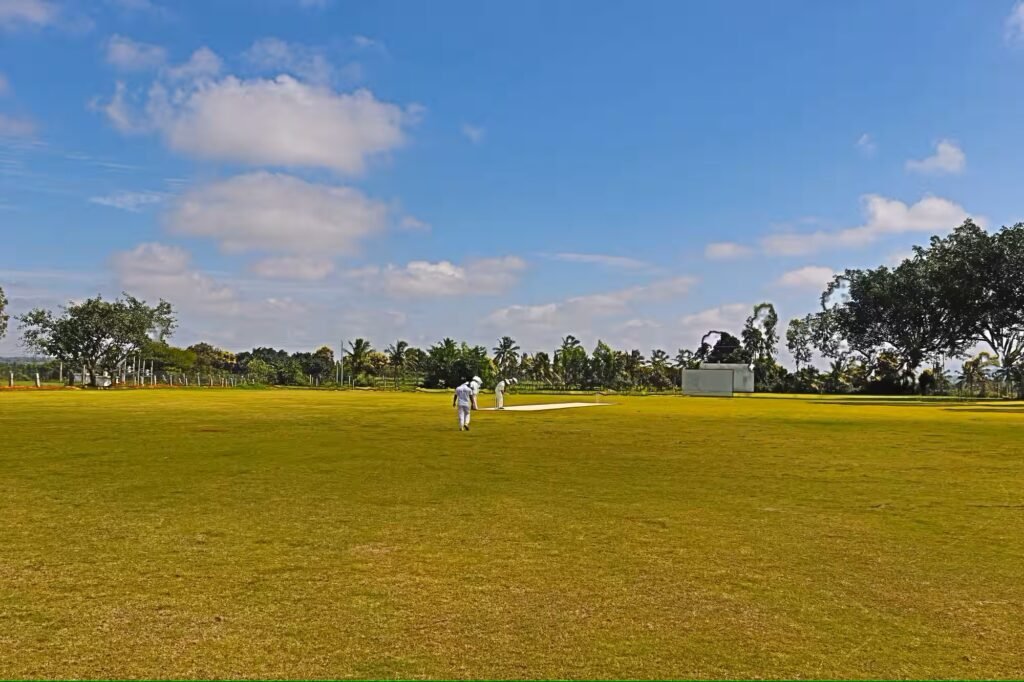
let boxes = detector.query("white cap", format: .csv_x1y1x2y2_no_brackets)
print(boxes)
471,376,482,385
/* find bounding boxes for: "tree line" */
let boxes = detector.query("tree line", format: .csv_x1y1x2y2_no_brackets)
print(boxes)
2,220,1022,396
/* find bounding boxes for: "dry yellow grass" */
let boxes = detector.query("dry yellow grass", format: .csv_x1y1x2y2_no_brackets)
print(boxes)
0,389,1022,679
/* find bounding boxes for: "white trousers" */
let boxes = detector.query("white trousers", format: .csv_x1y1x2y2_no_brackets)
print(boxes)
496,390,504,409
458,405,471,429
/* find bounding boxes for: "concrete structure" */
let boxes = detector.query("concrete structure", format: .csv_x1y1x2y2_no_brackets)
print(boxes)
681,363,756,397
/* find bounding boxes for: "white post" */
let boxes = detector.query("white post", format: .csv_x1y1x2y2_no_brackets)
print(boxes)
35,372,41,388
8,371,13,387
59,361,63,384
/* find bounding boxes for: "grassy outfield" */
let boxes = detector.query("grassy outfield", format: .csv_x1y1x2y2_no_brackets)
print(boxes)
1,390,1022,679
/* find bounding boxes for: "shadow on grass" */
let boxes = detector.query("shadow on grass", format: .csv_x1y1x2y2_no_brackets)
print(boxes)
944,407,1024,414
817,399,972,408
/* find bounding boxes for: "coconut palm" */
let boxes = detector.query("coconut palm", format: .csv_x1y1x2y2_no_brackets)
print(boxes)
532,351,552,384
492,336,521,376
956,352,998,397
346,338,374,384
385,340,409,389
674,348,696,369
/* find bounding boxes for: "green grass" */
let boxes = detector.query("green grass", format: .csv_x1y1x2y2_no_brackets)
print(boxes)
1,390,1022,679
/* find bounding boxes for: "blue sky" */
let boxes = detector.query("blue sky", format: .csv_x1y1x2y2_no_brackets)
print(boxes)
2,0,1024,361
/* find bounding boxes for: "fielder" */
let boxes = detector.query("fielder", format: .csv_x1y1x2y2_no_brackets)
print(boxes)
453,376,481,431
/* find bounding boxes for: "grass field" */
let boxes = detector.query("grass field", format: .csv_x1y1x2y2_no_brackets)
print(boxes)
1,390,1022,679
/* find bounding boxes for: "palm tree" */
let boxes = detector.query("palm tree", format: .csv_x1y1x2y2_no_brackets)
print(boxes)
532,351,552,384
957,352,998,397
674,348,695,369
385,340,409,389
555,336,586,389
492,336,521,376
624,349,646,388
347,338,374,385
650,349,671,389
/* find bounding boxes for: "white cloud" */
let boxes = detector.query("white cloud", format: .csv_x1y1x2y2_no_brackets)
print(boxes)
243,38,335,85
461,123,485,144
677,303,751,349
399,215,430,231
856,133,876,156
110,243,321,351
0,0,59,29
100,72,415,173
0,113,36,138
352,35,385,51
111,243,237,312
250,255,335,281
167,172,389,256
350,256,526,298
486,276,695,335
549,253,652,270
106,35,167,71
89,190,166,211
107,0,168,15
164,46,223,81
885,250,914,266
90,81,143,133
776,265,835,290
905,139,965,175
704,241,753,260
1007,1,1024,43
761,194,976,256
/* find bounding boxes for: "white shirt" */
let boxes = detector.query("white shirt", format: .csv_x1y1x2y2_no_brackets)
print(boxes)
454,383,474,407
496,380,507,392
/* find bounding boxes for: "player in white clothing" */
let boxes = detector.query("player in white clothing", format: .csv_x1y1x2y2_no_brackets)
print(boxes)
494,377,517,409
453,377,481,431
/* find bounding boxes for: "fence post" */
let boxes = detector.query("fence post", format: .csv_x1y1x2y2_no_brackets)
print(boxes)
8,371,13,387
35,373,41,388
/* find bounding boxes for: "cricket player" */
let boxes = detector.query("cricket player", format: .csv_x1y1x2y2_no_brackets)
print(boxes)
453,376,481,431
495,377,516,409
495,378,507,410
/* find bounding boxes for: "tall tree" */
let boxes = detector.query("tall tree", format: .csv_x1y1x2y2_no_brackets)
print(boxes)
404,346,426,374
674,348,697,370
919,221,1024,396
310,345,335,382
385,340,409,388
590,340,621,389
623,349,646,387
742,302,779,362
188,342,236,374
0,285,8,340
531,351,552,383
820,259,957,381
554,335,588,388
20,294,175,387
346,338,375,383
699,331,745,364
492,336,521,376
785,316,815,371
649,349,672,389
